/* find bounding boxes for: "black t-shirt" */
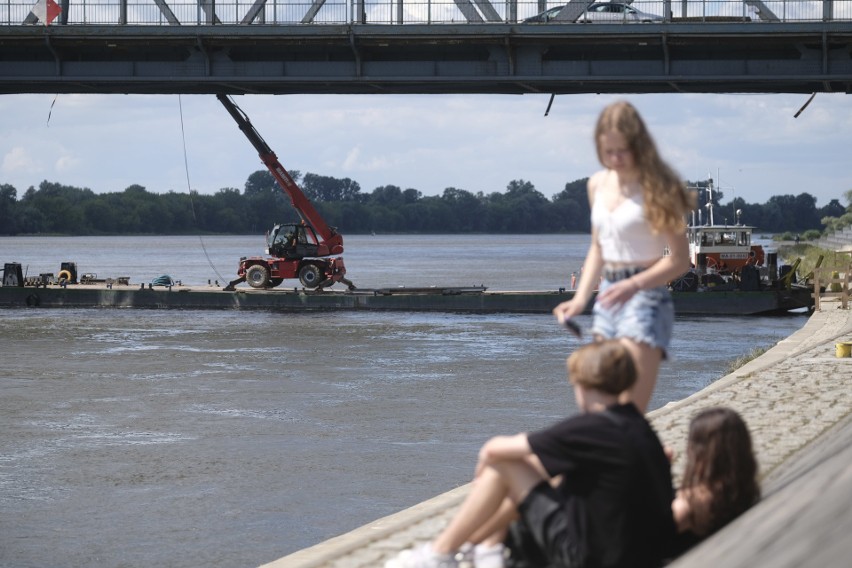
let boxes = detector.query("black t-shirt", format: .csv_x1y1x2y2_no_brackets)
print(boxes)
527,403,675,568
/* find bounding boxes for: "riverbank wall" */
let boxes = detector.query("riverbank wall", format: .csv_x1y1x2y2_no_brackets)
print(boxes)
266,298,852,567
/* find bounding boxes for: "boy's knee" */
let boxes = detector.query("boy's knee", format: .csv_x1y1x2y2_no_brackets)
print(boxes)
489,460,548,504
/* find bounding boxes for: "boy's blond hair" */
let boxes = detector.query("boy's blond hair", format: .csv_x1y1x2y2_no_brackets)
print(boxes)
568,340,637,395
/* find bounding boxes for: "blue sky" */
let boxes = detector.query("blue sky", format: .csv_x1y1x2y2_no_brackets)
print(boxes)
1,92,850,207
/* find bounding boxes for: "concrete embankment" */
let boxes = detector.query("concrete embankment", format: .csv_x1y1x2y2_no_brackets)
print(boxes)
265,299,852,568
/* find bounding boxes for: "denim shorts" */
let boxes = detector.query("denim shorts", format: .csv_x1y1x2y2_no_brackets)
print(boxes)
591,279,674,355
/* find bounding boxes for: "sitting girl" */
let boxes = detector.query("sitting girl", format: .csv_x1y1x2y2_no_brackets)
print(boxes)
672,407,761,550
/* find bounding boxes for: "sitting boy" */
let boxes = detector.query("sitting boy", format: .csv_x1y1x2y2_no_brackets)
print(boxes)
386,339,675,568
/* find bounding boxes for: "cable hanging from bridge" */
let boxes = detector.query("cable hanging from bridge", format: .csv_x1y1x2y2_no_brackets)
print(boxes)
178,94,226,284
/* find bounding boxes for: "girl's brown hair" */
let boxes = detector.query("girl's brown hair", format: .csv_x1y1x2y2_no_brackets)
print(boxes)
680,407,760,536
594,101,697,233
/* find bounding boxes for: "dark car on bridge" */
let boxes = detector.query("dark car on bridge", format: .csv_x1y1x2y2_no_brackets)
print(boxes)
524,3,664,23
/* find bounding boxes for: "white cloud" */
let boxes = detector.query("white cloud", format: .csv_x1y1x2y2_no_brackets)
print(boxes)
341,145,391,173
55,147,80,172
2,147,40,175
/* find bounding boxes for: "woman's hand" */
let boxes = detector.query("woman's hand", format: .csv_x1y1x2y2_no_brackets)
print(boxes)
596,277,641,309
552,298,584,323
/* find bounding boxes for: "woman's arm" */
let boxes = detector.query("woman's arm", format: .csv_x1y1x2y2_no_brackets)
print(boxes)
553,236,603,322
596,227,689,308
553,176,604,322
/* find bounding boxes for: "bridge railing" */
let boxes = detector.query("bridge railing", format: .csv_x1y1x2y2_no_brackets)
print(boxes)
2,0,851,26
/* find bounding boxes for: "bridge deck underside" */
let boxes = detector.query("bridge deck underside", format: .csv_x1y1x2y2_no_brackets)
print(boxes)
1,23,850,94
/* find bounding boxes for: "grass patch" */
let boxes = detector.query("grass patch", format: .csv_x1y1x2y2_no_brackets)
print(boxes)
776,243,845,278
725,346,770,375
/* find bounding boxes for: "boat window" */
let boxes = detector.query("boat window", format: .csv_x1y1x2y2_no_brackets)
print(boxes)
738,232,750,246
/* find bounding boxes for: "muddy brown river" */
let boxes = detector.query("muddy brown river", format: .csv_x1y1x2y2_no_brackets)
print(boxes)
0,235,805,567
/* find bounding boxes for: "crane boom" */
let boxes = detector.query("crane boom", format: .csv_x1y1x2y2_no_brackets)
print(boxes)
216,94,343,256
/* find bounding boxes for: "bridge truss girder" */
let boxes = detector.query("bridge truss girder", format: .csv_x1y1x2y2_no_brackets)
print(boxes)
1,23,850,95
19,0,822,25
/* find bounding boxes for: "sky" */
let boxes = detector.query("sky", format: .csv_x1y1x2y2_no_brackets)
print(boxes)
1,91,850,208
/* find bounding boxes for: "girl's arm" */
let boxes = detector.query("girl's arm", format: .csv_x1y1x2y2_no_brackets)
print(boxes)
553,236,603,322
553,176,604,322
596,227,690,308
672,490,692,533
672,485,713,534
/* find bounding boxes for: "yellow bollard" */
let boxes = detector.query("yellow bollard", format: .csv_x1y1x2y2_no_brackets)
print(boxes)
836,342,852,358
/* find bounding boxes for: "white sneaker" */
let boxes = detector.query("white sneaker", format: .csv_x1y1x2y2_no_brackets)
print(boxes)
473,543,506,568
384,543,460,568
456,543,475,568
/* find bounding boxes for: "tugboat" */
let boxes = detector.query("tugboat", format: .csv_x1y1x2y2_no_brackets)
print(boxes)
671,178,771,293
668,178,812,313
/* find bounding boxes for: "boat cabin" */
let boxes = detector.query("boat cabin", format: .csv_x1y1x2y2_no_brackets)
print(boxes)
687,224,764,272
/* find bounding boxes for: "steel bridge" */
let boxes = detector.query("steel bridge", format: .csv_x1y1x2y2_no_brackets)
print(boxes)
1,0,851,94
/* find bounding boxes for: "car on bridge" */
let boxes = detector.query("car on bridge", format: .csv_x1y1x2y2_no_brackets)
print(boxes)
524,3,664,23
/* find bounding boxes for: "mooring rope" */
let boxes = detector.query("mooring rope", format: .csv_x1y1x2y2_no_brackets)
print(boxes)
178,94,226,284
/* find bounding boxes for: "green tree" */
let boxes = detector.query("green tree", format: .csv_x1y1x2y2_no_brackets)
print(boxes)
402,188,422,204
209,187,248,233
243,170,296,232
552,178,590,232
83,200,116,233
19,181,95,233
370,185,405,207
0,184,18,234
818,199,846,220
302,173,362,202
441,187,485,232
501,180,550,232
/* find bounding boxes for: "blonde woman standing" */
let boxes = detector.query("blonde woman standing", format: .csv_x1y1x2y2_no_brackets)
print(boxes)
553,101,695,412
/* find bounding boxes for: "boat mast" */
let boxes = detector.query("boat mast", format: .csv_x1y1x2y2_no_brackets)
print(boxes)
706,176,716,226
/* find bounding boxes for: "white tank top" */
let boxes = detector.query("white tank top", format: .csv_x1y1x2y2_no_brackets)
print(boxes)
591,191,666,263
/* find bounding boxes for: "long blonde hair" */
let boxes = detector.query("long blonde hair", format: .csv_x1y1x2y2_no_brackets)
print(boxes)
594,101,696,233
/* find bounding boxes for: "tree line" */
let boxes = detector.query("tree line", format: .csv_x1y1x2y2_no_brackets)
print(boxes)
0,172,848,236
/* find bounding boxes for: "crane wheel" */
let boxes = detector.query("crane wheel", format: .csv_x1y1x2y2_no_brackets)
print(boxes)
246,265,270,289
298,264,323,288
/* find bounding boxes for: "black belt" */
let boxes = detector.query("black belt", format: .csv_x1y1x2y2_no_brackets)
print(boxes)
603,266,646,282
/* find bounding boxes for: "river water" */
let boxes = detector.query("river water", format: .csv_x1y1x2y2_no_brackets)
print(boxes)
0,235,803,567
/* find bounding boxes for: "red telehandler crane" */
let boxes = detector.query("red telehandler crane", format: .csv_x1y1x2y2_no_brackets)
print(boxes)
218,94,355,292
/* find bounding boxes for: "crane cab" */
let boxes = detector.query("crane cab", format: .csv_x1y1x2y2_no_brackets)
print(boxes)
267,223,321,260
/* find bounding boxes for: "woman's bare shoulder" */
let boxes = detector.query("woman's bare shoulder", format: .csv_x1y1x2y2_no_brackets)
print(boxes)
588,169,609,187
587,169,609,201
